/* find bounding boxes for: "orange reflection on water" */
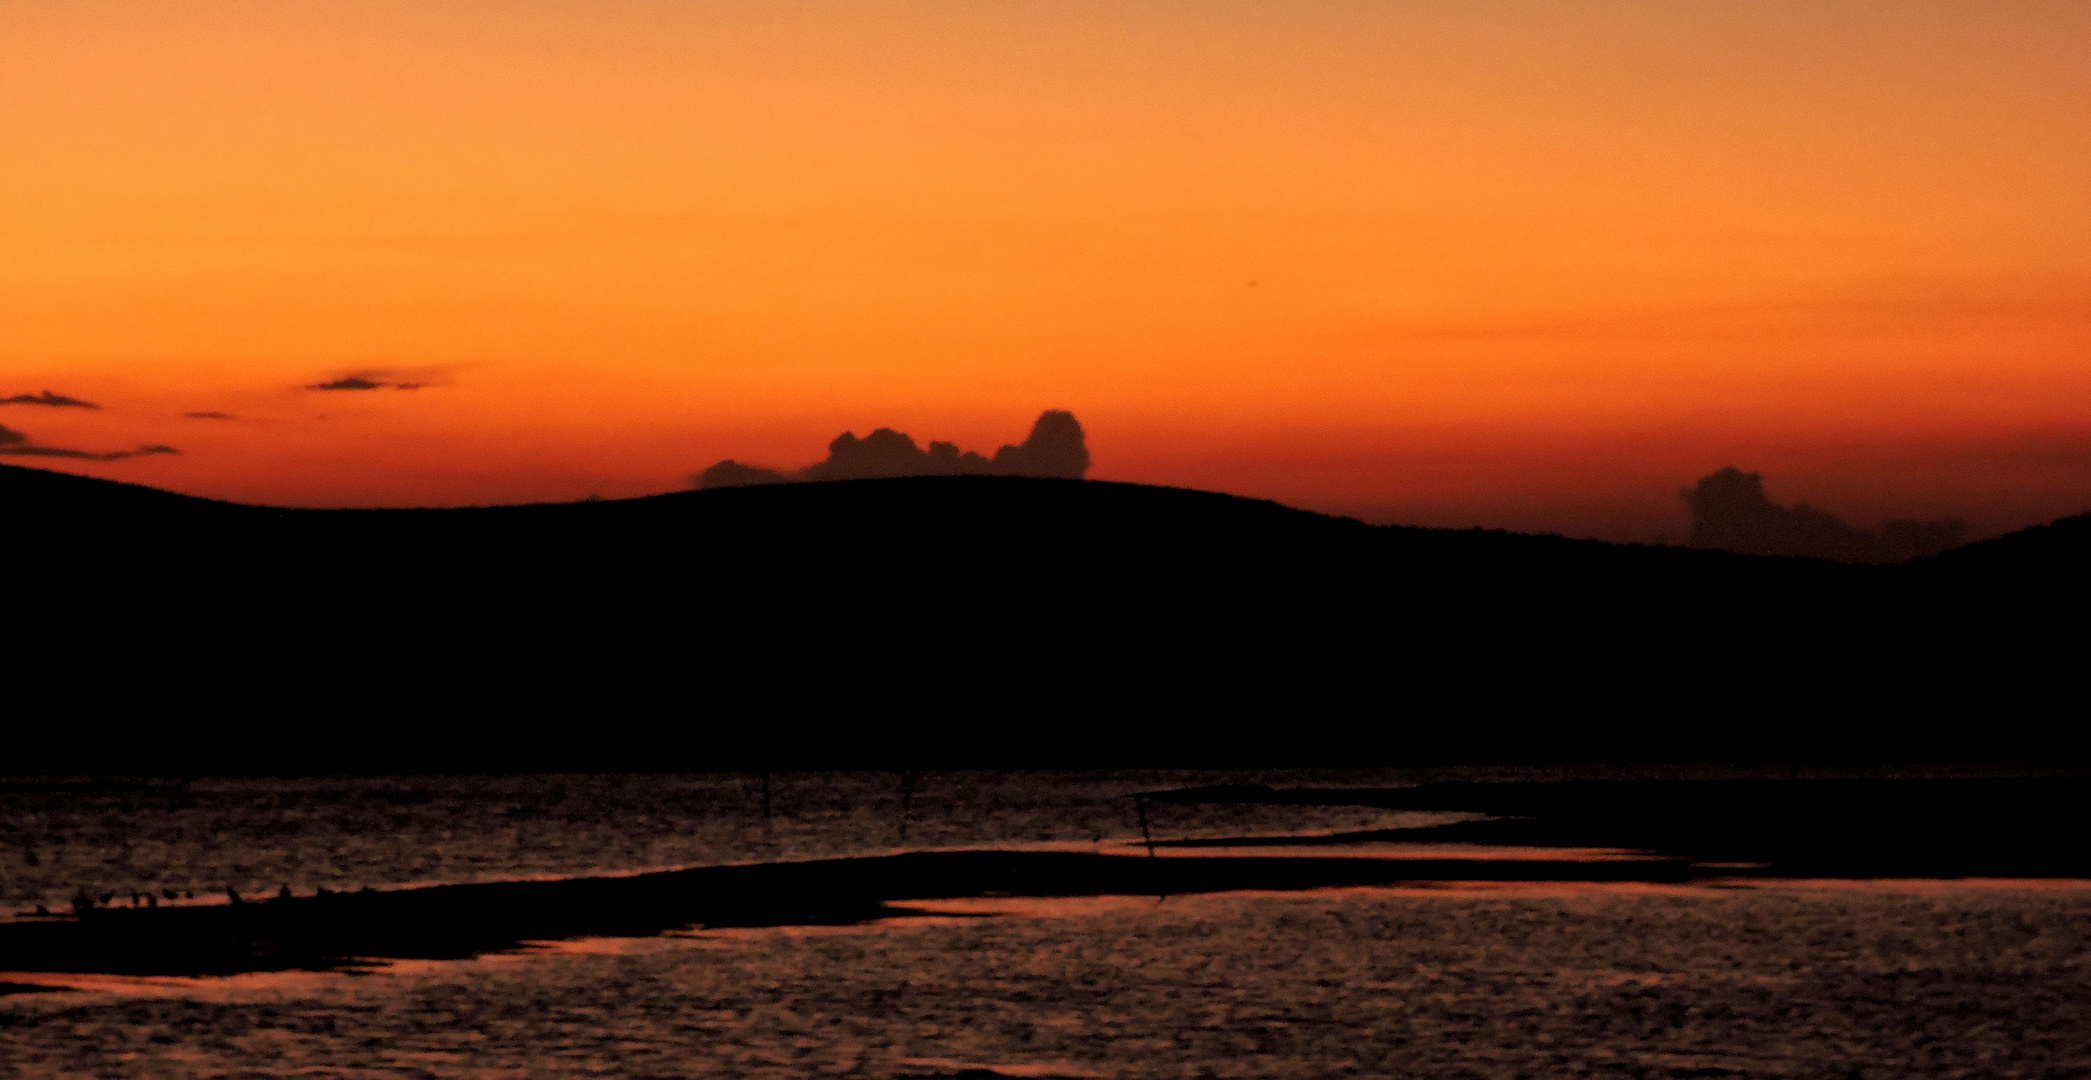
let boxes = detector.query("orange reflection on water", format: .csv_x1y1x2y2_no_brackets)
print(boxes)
1119,842,1665,862
0,967,351,999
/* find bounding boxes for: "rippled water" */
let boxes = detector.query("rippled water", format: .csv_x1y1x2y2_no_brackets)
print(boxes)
0,770,1444,916
4,770,2087,1078
6,884,2089,1078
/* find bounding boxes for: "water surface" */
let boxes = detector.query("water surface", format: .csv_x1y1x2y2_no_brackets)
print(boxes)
5,769,2085,1078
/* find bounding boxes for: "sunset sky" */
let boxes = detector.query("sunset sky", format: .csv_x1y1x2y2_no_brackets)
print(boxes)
4,1,2087,539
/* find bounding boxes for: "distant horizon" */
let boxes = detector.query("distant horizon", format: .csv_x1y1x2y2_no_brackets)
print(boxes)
5,2,2088,542
2,410,2073,550
0,440,1999,566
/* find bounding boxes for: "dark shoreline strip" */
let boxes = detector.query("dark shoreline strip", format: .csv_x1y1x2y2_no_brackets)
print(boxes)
1133,778,2091,878
0,849,1691,979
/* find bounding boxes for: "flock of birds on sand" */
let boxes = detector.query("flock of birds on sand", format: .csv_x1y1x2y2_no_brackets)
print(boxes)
39,883,353,918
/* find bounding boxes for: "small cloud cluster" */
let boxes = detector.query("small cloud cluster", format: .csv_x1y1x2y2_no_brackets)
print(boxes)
694,410,1092,490
696,460,791,488
1,390,97,408
1682,467,1965,563
306,367,447,392
184,411,237,420
311,376,385,391
0,424,176,462
309,375,424,392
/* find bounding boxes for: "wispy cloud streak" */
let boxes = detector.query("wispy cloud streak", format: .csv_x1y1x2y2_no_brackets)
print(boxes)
1,391,97,408
0,424,176,461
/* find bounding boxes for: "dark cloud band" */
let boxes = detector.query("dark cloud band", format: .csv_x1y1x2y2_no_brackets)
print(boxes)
695,410,1090,489
307,369,441,391
0,424,176,461
1,391,96,408
1683,467,1963,562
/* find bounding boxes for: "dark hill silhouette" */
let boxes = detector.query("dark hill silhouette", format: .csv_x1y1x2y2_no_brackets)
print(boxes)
3,461,2083,773
1915,507,2091,583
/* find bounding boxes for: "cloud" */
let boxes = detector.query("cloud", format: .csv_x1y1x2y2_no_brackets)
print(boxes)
694,410,1091,489
987,409,1090,480
305,367,453,392
0,424,177,461
1682,467,1964,563
1,390,97,408
184,411,237,420
802,427,980,482
693,460,790,488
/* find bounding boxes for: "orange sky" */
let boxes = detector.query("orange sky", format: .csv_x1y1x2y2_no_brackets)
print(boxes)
3,2,2087,539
